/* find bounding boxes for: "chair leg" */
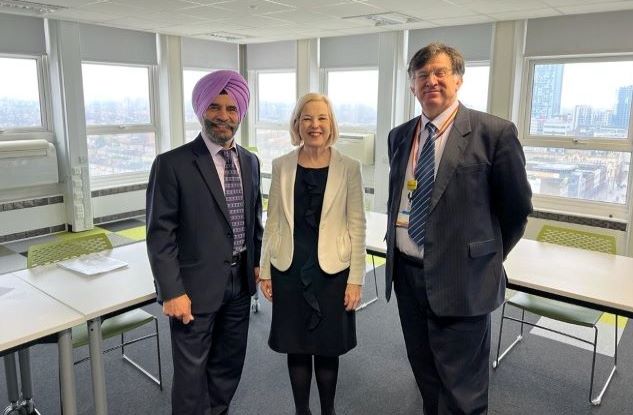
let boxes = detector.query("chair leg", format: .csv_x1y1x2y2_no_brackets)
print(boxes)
154,317,163,390
493,303,524,369
121,317,162,389
590,316,619,406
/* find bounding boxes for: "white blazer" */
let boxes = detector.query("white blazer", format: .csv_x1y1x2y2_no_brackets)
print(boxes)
260,146,367,285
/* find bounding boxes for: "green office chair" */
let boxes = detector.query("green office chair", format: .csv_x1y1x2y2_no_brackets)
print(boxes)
493,225,618,405
27,233,163,389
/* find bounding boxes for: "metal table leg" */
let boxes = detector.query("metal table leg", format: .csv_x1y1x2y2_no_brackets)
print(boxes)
3,353,22,415
17,349,40,414
87,318,108,415
58,329,77,415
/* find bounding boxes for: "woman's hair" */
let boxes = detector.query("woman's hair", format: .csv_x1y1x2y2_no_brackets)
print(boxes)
289,92,340,147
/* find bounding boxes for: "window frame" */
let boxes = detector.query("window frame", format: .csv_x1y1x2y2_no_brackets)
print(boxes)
249,68,296,173
409,60,491,119
182,66,216,142
519,55,633,220
0,53,53,141
321,66,379,134
82,60,160,188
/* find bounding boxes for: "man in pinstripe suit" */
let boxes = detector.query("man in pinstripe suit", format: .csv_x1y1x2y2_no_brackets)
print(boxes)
385,43,533,414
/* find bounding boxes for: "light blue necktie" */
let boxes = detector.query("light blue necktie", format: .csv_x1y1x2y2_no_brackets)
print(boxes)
408,122,436,247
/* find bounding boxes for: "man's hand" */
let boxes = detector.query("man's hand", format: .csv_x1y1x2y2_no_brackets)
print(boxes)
163,294,194,324
344,284,362,311
260,279,273,302
254,267,260,284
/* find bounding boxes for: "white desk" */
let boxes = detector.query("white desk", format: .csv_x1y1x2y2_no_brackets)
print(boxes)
0,274,84,414
13,242,156,415
363,211,633,318
505,239,633,318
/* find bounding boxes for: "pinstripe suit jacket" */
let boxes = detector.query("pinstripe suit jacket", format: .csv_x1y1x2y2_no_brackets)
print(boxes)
385,104,533,317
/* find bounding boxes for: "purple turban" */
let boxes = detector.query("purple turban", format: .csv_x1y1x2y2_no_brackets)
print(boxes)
192,70,250,123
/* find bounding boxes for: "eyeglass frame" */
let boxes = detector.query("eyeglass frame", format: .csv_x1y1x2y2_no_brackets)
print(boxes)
411,67,456,83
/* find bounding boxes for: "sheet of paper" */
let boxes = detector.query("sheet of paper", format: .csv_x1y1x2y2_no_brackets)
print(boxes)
57,253,128,276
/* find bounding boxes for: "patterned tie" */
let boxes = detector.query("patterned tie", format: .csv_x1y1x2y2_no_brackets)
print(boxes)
408,122,436,247
220,149,245,254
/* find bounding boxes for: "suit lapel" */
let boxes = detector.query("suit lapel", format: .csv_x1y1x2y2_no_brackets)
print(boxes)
280,149,299,228
191,135,231,227
321,147,344,219
390,118,418,219
430,105,472,213
237,145,253,230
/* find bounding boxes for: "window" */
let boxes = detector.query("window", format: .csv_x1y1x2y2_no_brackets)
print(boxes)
253,71,296,173
0,55,46,134
413,63,490,115
183,68,212,142
326,69,378,131
523,58,633,214
82,63,157,179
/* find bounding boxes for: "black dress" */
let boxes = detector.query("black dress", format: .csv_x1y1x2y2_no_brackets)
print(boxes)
269,165,357,357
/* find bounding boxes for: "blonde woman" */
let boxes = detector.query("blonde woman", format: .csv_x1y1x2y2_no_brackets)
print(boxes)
260,93,366,415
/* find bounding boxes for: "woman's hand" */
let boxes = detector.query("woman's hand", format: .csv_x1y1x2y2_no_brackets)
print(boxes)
260,279,273,302
344,284,362,311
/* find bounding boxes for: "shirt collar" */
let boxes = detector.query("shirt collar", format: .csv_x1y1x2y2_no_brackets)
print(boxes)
201,132,237,157
421,100,459,130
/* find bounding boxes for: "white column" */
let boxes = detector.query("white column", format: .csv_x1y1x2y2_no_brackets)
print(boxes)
46,19,93,231
373,31,407,213
296,38,319,97
157,34,184,153
239,44,250,147
488,20,526,122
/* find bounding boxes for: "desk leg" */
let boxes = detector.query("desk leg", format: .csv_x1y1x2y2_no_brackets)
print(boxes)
88,317,108,415
58,329,77,415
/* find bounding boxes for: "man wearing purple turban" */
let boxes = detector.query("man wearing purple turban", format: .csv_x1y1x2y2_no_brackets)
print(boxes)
147,69,263,414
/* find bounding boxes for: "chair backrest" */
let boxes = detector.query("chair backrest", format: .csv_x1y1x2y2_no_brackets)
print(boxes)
536,224,616,254
27,233,113,268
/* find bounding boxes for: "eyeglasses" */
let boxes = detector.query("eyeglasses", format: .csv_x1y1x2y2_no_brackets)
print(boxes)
412,67,453,82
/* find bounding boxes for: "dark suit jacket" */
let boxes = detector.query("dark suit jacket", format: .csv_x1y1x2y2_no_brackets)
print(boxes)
385,104,533,317
146,135,263,314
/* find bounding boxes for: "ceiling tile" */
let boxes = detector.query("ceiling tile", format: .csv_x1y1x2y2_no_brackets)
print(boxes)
211,0,296,15
489,7,561,20
313,1,387,18
396,3,480,19
428,14,494,26
466,0,551,14
178,4,242,19
556,1,633,14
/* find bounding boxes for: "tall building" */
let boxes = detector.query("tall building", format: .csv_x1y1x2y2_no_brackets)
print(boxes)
530,64,564,133
573,105,592,130
613,85,633,129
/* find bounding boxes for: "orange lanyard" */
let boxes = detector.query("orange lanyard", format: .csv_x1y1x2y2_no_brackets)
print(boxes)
411,107,459,171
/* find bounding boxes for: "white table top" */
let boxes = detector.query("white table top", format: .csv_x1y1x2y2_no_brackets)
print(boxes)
13,242,156,320
363,211,633,316
0,274,84,353
505,239,633,316
366,211,387,255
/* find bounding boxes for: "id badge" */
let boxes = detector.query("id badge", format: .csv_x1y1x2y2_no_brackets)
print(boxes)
396,210,410,228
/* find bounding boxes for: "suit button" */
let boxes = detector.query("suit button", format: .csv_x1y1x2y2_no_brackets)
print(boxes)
224,260,230,265
227,232,232,237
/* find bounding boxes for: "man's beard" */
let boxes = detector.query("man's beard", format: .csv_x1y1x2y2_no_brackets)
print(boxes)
203,118,239,146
